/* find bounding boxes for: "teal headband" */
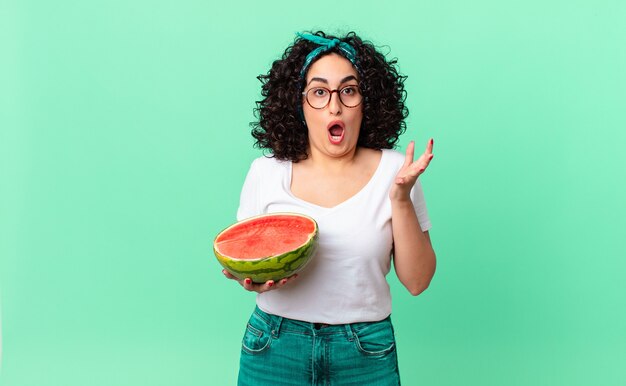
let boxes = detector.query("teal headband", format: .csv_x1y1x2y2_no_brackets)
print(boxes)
297,33,358,79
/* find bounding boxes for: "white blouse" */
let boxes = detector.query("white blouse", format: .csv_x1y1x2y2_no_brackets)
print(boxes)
237,149,431,324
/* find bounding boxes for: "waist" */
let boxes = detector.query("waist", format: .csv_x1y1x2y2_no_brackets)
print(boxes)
253,305,391,337
256,287,392,324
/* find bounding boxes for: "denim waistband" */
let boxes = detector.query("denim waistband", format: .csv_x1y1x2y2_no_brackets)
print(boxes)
252,305,391,339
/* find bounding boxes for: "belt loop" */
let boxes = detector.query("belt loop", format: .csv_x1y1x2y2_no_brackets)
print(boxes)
344,323,354,342
272,316,283,339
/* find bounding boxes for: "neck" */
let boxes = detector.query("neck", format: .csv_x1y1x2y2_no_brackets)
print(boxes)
305,146,361,173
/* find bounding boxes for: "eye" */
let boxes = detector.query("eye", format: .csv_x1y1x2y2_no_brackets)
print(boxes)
341,86,358,96
312,88,328,97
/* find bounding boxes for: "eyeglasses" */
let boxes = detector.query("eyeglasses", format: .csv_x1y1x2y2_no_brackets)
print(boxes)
302,85,363,109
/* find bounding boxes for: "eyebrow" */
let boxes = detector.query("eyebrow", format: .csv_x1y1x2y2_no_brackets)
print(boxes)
307,75,358,86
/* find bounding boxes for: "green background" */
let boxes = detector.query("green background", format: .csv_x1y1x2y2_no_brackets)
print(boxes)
2,0,625,385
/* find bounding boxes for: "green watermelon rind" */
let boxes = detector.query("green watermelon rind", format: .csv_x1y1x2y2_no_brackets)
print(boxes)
214,213,318,283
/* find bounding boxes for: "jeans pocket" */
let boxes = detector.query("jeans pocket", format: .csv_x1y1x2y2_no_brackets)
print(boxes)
352,319,396,357
241,313,272,355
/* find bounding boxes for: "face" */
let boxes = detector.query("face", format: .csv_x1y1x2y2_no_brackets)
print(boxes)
302,53,363,159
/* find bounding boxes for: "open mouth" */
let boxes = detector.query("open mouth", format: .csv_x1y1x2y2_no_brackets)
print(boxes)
327,121,345,144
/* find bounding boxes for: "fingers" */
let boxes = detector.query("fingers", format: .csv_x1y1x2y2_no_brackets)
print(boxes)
415,138,435,172
403,138,433,168
277,274,298,288
395,138,435,186
243,278,275,292
403,141,415,167
222,269,298,293
425,138,434,155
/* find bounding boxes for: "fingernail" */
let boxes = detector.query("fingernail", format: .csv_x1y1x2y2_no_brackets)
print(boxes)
244,278,252,285
268,281,274,287
430,138,434,145
281,279,287,285
429,154,434,159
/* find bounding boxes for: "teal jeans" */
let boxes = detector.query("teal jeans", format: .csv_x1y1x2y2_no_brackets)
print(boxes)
238,306,401,386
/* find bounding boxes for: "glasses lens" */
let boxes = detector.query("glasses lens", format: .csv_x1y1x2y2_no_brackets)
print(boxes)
338,86,362,107
306,88,330,109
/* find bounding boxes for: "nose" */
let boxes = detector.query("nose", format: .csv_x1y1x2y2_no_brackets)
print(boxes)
328,90,342,115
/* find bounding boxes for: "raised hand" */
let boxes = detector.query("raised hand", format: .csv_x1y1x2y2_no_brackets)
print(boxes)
390,138,434,202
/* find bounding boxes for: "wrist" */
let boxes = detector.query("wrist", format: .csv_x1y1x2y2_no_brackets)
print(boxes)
390,196,413,207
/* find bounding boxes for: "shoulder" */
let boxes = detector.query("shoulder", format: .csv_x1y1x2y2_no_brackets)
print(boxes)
381,148,406,168
249,154,290,172
357,147,404,167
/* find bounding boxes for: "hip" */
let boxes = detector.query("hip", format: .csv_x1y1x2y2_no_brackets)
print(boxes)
238,306,401,386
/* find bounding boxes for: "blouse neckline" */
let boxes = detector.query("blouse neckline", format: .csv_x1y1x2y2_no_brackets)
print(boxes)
285,149,388,212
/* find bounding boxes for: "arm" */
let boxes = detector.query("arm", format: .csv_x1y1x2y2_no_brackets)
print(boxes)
391,204,436,296
390,139,437,296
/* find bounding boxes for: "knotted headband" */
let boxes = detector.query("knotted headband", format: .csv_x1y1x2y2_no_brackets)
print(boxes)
297,33,358,79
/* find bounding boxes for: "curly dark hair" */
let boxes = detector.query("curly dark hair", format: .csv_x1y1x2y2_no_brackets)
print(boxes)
251,31,409,162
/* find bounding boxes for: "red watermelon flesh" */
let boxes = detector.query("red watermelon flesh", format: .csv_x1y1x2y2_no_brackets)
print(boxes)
215,214,317,260
214,213,319,283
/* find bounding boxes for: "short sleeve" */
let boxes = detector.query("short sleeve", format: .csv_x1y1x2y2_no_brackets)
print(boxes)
236,159,261,221
410,179,432,232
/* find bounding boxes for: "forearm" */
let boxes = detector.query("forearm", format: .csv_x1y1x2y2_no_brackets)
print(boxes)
391,199,436,296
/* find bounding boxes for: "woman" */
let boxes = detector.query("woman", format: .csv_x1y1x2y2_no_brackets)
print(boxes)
222,31,436,385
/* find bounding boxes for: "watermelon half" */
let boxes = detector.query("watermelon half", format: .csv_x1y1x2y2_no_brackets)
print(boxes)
214,213,318,283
